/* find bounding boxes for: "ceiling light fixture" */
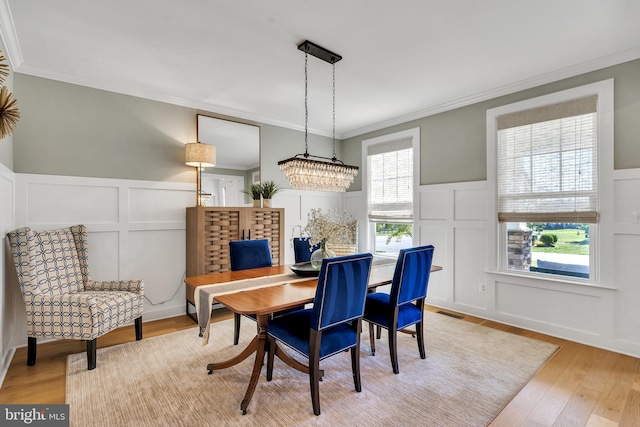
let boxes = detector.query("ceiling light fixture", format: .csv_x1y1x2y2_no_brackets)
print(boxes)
278,40,358,192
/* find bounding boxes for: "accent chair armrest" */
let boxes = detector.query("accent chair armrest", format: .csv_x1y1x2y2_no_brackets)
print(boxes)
85,279,144,295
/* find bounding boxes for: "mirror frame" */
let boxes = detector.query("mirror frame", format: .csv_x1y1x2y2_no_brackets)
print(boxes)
196,115,261,206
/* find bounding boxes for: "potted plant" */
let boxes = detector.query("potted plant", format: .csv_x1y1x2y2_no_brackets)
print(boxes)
242,183,263,207
260,180,282,208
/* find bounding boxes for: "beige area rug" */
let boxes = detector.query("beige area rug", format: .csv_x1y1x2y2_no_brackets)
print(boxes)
66,312,557,427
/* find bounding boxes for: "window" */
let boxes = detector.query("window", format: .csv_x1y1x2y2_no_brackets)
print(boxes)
363,129,419,257
487,80,613,282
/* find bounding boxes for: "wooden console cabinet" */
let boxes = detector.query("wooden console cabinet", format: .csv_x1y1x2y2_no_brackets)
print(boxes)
185,206,285,319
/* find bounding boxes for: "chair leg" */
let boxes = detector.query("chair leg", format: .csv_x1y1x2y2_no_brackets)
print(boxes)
376,325,382,339
87,339,97,370
27,337,37,366
234,313,241,345
135,317,143,341
266,336,276,382
389,329,399,374
309,330,322,416
416,320,426,359
351,320,362,393
368,322,376,356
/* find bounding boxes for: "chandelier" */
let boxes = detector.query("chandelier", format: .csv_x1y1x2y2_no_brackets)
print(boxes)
278,40,358,192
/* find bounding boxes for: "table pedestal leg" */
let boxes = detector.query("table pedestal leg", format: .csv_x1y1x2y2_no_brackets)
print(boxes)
205,314,269,415
239,314,268,414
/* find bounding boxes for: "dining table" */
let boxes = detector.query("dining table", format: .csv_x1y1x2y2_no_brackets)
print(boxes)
184,257,443,414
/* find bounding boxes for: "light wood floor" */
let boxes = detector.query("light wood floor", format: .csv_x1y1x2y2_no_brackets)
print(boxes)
1,307,638,426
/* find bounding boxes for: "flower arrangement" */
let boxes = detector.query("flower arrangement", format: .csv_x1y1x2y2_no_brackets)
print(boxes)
302,208,356,251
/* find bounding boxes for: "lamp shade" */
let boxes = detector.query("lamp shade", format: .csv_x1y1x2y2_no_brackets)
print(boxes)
185,142,216,167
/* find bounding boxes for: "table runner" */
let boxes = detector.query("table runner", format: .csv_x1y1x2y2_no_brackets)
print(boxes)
196,272,314,344
196,258,397,345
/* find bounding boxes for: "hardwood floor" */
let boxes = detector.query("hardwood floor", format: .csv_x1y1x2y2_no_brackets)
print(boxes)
1,307,638,426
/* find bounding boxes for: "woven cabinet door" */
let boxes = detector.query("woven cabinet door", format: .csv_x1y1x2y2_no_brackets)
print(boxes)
246,208,285,266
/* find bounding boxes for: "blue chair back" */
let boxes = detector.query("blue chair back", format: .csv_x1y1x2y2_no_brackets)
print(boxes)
390,245,434,307
310,253,373,331
293,237,321,263
229,239,273,271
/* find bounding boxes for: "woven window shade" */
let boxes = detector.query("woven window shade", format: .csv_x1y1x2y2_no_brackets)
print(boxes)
497,95,598,223
367,138,413,223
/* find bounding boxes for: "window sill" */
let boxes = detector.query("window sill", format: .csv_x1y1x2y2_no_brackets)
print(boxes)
485,269,616,290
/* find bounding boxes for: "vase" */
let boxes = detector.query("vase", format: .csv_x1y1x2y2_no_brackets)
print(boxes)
252,199,261,208
263,198,272,208
310,241,336,270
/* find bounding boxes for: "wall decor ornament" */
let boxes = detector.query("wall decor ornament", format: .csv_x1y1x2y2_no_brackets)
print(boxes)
0,52,8,84
0,51,20,139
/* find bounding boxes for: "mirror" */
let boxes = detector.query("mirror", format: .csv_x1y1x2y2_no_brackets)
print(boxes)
197,115,260,206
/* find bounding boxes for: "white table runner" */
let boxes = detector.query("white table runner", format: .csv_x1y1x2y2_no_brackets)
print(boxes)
196,258,397,345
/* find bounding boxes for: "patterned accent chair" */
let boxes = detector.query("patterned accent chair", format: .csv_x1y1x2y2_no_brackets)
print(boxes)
6,225,144,370
266,253,373,416
363,245,434,374
229,239,272,345
292,237,320,263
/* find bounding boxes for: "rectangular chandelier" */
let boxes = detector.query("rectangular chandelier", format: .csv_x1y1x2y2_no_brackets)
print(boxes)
278,40,358,193
278,154,359,192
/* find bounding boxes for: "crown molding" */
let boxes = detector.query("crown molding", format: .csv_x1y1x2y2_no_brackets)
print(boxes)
7,28,640,142
14,63,336,139
341,46,640,140
0,0,23,70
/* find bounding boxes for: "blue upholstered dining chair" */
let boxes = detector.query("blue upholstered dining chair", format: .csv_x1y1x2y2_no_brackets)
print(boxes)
6,225,144,370
266,253,373,416
292,237,320,263
363,245,434,374
229,239,273,345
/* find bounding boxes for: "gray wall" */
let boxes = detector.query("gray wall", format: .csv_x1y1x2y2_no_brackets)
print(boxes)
13,74,336,185
0,37,14,169
342,58,640,190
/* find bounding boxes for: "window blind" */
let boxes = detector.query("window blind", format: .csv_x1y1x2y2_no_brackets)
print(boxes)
367,138,413,223
497,95,598,223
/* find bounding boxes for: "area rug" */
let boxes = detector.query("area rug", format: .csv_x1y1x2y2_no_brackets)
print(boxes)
66,312,557,427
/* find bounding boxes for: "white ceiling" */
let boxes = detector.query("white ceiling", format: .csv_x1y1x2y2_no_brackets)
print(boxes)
2,0,640,139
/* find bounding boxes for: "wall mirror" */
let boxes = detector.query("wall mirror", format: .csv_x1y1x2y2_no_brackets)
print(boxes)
197,115,260,206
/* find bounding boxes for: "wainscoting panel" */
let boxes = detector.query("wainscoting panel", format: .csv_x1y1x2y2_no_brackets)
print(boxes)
26,182,119,225
613,175,640,224
454,188,487,221
495,281,602,334
87,231,120,281
128,187,194,223
419,225,448,302
125,229,186,316
453,227,488,309
0,163,15,387
613,234,640,345
419,189,448,220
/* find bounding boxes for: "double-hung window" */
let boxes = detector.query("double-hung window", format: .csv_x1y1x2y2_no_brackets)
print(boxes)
366,134,415,256
488,80,613,282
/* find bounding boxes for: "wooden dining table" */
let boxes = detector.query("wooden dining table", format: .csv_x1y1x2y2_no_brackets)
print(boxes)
186,260,442,414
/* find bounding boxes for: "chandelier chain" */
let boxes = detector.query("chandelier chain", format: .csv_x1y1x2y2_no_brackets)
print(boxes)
332,61,336,161
304,50,309,155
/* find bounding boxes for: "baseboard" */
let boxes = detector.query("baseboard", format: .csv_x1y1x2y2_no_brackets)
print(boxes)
0,347,16,388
